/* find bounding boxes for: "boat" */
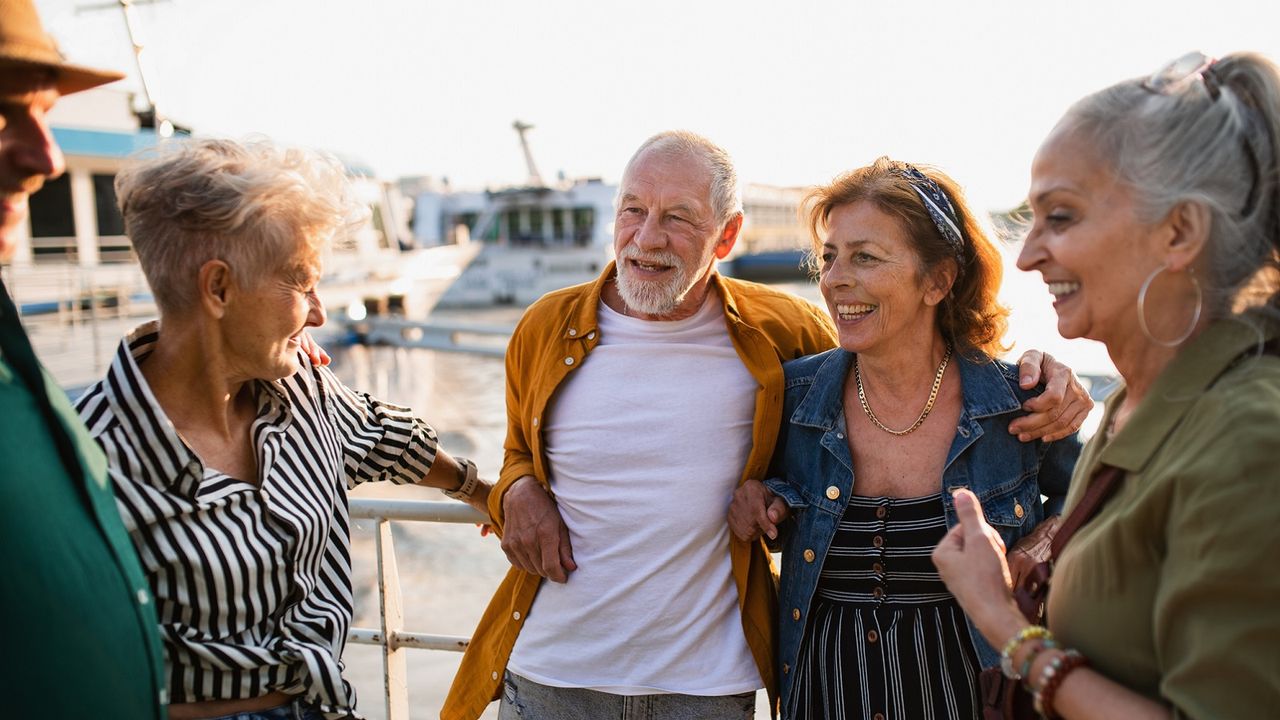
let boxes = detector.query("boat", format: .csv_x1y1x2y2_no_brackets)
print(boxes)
721,183,812,282
411,121,617,307
2,87,476,324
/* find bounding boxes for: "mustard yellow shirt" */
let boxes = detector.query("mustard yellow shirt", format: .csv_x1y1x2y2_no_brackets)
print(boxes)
1048,314,1280,719
442,265,836,719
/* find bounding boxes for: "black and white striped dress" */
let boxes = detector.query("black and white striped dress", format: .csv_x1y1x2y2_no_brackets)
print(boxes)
786,493,981,720
75,322,439,719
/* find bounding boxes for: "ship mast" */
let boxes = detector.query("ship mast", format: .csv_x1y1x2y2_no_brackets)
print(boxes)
512,120,545,188
77,0,174,136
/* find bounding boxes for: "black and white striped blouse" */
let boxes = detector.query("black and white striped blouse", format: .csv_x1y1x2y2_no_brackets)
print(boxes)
75,322,438,719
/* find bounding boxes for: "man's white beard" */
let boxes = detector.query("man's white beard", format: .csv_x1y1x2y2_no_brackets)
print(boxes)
615,245,710,317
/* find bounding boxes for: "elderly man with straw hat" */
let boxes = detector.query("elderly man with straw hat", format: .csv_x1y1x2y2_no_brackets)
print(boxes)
0,1,167,718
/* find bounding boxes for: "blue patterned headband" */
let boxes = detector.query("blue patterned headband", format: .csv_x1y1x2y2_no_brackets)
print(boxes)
899,165,966,267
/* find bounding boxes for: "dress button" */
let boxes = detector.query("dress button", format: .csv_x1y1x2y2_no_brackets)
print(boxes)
872,535,884,548
1014,502,1025,519
792,608,801,621
867,629,878,643
568,328,578,336
564,357,575,366
803,549,816,563
875,505,887,519
872,562,884,576
826,486,840,500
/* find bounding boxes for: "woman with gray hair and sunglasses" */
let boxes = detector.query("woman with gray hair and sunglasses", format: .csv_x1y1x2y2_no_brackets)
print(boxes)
934,52,1280,719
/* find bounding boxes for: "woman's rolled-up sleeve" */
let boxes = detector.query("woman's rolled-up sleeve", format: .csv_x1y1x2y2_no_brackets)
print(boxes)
317,366,438,486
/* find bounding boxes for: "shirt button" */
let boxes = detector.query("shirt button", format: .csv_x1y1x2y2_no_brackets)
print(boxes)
803,549,816,563
492,671,499,681
874,713,886,720
532,416,539,427
792,608,801,621
159,690,168,705
872,535,884,549
137,589,150,605
1014,502,1025,519
836,432,844,439
568,328,578,336
875,505,887,519
867,629,879,643
587,331,596,340
872,587,885,600
783,663,790,674
872,562,884,576
512,611,521,621
564,357,575,366
825,486,840,500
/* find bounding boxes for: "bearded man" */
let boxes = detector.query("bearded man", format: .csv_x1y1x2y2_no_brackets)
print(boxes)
443,131,1089,720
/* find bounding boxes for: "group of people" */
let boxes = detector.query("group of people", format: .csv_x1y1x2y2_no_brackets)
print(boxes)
3,1,1278,718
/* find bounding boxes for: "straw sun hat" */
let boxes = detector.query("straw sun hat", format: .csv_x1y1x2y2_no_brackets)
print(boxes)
0,0,123,94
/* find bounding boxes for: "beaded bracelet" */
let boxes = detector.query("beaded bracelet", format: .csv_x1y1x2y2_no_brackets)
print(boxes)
1019,637,1059,689
1033,649,1089,719
1000,625,1054,679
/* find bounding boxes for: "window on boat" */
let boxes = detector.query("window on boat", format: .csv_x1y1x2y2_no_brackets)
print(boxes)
94,173,133,264
28,174,77,262
573,207,595,246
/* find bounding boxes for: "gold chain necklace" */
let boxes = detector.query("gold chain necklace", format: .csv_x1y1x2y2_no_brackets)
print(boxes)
854,345,953,436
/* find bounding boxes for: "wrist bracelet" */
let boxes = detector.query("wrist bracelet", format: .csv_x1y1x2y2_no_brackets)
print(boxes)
443,458,479,502
1018,637,1059,689
1000,625,1054,679
1033,648,1088,719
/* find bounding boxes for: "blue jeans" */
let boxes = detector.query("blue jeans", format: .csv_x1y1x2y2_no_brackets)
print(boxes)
204,698,328,720
499,672,757,720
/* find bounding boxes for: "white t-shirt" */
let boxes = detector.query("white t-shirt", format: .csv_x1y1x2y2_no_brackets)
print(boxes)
506,293,762,695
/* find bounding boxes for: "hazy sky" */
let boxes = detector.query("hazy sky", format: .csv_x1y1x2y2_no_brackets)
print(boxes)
34,0,1280,209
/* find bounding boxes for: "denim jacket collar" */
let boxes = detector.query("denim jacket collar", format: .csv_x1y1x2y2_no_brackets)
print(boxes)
790,348,1021,432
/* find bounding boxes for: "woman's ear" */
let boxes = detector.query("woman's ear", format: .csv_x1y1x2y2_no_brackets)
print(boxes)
924,258,959,307
1162,200,1211,272
197,260,234,319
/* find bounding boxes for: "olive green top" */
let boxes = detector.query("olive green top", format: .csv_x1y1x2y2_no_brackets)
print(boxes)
0,281,166,718
1048,314,1280,719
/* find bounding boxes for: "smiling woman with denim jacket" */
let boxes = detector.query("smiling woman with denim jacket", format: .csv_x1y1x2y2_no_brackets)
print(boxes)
729,158,1082,720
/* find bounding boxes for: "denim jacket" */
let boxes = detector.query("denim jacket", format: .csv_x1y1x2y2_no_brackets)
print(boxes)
765,348,1080,704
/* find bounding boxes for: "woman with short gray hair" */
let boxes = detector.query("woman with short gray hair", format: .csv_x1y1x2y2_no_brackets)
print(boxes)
78,138,491,720
934,51,1280,719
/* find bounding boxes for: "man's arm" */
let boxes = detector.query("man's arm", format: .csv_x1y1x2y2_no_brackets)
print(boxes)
489,311,577,582
1008,349,1093,442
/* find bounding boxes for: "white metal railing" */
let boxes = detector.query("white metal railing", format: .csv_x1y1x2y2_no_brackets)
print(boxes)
347,498,488,720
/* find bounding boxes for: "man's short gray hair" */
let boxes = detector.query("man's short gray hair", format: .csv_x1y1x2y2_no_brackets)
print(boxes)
621,130,743,226
115,138,363,315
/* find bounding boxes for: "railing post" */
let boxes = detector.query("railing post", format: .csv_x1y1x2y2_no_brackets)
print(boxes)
375,517,409,720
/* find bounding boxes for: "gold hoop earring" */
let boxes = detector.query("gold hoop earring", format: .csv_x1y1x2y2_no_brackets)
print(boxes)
1137,265,1202,347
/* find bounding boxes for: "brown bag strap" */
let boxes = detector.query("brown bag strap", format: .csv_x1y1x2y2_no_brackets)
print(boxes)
1014,463,1126,623
1048,464,1126,560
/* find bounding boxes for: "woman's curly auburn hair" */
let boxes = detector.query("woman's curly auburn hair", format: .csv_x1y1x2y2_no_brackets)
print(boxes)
803,157,1010,358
